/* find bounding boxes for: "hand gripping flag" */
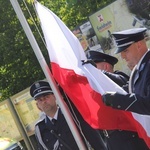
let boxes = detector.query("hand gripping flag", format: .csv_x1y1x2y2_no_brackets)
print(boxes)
35,2,150,147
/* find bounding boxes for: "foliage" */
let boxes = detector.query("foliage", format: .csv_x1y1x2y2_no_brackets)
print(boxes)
0,0,115,101
125,0,150,19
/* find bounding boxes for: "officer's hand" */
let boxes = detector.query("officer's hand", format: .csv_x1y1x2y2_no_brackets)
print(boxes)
102,92,116,107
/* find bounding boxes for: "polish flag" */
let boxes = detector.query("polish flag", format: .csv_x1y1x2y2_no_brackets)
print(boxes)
35,2,150,147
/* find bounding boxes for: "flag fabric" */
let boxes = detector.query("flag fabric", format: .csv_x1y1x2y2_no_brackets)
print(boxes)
35,2,150,147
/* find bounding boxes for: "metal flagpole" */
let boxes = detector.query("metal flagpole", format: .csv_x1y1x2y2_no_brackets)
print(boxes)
9,0,86,149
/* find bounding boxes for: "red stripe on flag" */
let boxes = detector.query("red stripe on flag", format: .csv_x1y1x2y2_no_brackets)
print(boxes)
51,62,136,131
133,118,150,148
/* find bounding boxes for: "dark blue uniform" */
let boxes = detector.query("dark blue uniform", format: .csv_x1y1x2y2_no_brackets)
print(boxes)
108,51,150,115
85,49,146,150
35,108,108,150
102,27,150,149
35,109,79,150
103,69,149,150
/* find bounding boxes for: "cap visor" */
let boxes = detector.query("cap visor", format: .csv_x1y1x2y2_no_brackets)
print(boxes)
34,92,53,99
114,45,131,54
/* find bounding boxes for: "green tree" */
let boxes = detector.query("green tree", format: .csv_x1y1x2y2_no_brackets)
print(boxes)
0,0,115,101
0,0,47,101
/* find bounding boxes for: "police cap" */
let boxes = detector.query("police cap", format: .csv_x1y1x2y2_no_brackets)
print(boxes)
112,28,147,54
30,80,53,99
86,50,118,66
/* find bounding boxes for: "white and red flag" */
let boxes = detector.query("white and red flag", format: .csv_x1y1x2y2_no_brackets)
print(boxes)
35,2,150,147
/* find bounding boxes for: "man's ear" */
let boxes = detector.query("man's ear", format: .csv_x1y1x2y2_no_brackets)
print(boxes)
105,63,112,72
136,41,142,50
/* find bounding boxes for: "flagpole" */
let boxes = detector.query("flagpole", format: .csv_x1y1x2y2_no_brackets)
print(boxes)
10,0,86,149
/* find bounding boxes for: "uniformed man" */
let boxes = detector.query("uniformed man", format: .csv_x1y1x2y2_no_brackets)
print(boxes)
30,80,79,150
30,80,108,150
86,50,146,150
86,50,129,87
102,27,149,149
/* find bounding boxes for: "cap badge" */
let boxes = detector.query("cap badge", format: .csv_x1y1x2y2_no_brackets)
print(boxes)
35,82,40,88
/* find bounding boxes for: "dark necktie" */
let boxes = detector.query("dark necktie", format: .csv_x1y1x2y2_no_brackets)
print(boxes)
51,118,57,125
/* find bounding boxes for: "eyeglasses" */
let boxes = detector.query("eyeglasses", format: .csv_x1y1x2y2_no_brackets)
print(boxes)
35,94,53,102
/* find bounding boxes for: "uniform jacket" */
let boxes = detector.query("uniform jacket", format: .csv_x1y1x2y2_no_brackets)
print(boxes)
35,109,79,150
103,67,149,150
111,50,150,115
104,70,129,87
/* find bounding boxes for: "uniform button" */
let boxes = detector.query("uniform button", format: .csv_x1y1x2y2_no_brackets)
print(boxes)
46,139,49,141
117,105,121,108
58,134,61,136
132,134,135,138
60,144,63,147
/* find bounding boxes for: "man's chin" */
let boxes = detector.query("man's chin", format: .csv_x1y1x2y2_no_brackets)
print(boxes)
127,64,134,70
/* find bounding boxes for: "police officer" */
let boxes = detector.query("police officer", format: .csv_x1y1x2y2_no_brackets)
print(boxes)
86,50,149,150
86,50,129,87
102,28,149,149
30,80,108,150
30,80,79,150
